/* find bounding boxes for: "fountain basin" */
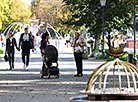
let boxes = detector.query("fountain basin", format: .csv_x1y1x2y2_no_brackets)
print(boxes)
69,89,138,102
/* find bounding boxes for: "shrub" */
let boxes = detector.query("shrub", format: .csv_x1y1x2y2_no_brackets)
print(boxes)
107,56,114,61
0,49,4,54
136,35,138,39
119,53,128,61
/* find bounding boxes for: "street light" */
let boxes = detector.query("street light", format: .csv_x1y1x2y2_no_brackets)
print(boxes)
100,0,106,6
100,0,106,56
133,0,137,66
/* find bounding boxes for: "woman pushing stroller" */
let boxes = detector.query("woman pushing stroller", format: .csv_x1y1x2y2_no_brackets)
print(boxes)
40,32,59,78
40,32,52,77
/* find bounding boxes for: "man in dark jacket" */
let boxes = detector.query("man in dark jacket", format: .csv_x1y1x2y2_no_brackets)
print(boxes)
18,28,34,70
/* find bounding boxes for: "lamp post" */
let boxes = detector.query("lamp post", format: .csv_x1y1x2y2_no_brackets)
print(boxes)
133,0,137,66
100,0,106,56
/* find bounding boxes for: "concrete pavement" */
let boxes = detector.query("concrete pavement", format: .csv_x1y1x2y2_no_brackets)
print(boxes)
0,40,104,102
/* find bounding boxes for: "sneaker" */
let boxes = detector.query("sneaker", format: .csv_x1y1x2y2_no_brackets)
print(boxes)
26,65,29,71
23,64,26,70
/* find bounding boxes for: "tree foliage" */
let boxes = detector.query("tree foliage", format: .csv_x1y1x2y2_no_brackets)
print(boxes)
0,0,12,29
11,0,31,23
63,0,135,51
31,0,73,34
63,0,134,32
31,0,63,26
0,0,31,30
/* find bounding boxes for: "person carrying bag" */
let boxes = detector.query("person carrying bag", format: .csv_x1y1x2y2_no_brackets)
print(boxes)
71,30,86,77
5,31,19,70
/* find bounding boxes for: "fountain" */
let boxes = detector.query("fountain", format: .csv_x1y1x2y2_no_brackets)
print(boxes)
36,22,61,47
70,36,138,101
2,15,61,48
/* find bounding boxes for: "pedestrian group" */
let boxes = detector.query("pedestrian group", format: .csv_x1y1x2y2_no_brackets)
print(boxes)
4,28,86,77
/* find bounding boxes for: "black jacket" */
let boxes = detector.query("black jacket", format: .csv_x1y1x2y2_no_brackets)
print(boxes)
6,38,18,53
40,40,49,54
19,33,34,50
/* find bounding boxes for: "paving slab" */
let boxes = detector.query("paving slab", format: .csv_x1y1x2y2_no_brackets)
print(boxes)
0,41,104,102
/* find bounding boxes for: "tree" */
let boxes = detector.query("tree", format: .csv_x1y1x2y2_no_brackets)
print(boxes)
31,0,63,27
63,0,135,52
11,0,32,23
0,0,31,30
0,0,13,30
122,0,138,11
31,0,75,35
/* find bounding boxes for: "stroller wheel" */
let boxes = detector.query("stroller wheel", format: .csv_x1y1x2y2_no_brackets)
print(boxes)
40,70,43,78
55,75,59,79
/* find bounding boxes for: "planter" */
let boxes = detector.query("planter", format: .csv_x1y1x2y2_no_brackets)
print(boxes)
109,44,125,54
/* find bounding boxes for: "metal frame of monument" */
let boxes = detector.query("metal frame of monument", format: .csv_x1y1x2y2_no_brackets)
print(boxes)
70,39,138,101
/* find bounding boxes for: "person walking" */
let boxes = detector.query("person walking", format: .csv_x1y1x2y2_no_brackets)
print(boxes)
5,32,19,70
71,31,86,77
18,28,34,70
29,31,35,47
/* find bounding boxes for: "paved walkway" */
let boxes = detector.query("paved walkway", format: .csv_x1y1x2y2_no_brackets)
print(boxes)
0,41,104,102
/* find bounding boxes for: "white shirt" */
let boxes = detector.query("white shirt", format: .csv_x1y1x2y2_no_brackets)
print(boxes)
23,34,29,41
10,37,13,46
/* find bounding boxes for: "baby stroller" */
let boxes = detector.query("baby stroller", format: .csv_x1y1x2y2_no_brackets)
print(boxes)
40,45,59,79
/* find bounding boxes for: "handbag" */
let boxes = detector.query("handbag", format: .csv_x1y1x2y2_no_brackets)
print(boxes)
4,54,9,62
82,46,88,59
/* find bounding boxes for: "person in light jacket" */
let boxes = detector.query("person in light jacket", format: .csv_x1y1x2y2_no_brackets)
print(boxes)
71,31,86,77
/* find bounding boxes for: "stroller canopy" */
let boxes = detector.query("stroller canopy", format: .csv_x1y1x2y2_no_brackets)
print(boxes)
45,45,58,62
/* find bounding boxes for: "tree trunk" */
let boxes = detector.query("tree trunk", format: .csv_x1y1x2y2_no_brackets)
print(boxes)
107,31,111,49
94,34,101,53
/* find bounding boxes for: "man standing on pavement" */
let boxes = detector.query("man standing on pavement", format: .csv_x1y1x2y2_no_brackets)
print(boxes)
18,28,35,70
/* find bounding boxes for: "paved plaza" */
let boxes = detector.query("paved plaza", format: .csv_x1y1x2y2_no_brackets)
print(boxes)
0,40,104,102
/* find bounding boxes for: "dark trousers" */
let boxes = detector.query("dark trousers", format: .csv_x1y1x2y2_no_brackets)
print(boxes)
8,51,14,69
74,52,83,74
42,57,52,74
22,49,30,66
